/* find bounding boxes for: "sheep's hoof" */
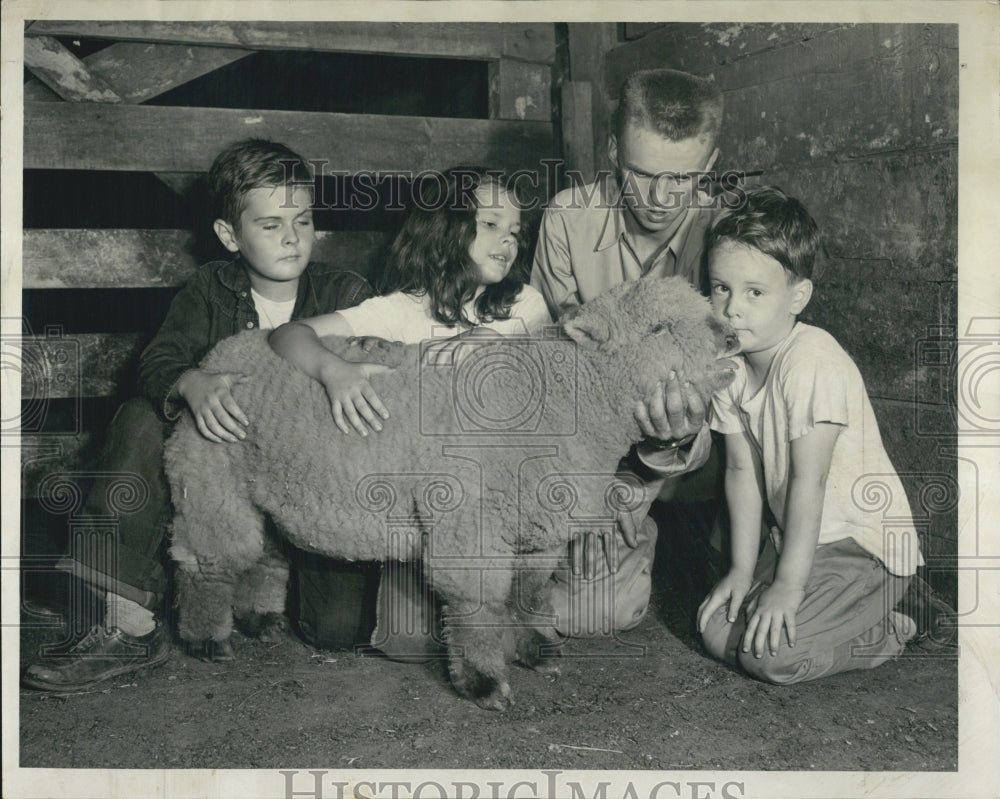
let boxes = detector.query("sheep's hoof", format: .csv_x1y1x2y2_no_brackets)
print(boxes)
187,638,235,663
474,679,514,712
452,664,514,711
532,659,562,677
237,611,287,643
515,628,562,675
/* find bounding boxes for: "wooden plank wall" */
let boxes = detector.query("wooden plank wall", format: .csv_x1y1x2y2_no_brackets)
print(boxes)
591,23,959,595
21,22,556,496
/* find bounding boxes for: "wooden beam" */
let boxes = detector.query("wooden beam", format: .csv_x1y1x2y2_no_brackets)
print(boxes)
25,41,254,105
148,173,201,198
23,36,122,103
22,229,391,289
23,79,62,103
22,40,254,199
26,22,556,63
80,41,253,104
605,22,862,99
489,59,552,121
566,24,619,173
622,23,666,41
559,81,595,184
23,229,197,288
24,101,554,175
502,24,558,64
20,332,143,399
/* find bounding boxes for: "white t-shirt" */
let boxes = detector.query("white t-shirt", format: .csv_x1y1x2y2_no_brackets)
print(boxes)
711,323,923,576
337,285,553,344
251,289,296,330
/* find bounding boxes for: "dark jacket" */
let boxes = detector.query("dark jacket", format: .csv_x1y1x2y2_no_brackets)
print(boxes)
138,258,373,421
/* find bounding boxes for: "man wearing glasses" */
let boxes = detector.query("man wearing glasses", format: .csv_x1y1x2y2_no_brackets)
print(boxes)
530,68,726,638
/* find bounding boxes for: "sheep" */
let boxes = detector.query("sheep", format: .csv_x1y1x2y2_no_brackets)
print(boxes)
164,275,735,709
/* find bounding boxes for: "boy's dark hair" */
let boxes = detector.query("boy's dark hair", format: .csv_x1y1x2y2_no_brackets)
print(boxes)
707,186,820,280
378,167,530,328
208,138,314,228
613,68,724,144
705,186,819,280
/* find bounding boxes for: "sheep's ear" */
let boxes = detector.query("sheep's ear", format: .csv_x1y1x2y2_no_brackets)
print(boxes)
562,311,611,347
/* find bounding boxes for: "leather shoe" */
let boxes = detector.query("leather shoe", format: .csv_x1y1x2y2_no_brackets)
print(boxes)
22,625,170,692
897,575,957,651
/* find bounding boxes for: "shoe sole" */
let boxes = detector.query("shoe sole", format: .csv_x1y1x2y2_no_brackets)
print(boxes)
21,647,171,693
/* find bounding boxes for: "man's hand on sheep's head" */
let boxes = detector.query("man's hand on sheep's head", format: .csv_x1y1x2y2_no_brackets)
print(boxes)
634,369,707,446
317,358,392,436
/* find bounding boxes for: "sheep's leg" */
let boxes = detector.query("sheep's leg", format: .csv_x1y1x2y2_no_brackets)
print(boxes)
174,566,236,661
169,438,266,661
509,566,563,675
232,526,290,642
434,565,516,711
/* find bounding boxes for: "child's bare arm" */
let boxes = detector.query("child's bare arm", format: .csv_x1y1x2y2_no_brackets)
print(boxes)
418,325,501,366
269,315,390,436
743,422,841,657
173,368,249,444
697,430,764,631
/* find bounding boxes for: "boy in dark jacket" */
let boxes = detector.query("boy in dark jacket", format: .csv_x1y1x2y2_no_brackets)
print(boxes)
24,139,373,691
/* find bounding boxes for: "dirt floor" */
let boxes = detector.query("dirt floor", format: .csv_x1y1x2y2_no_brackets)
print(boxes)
17,522,958,774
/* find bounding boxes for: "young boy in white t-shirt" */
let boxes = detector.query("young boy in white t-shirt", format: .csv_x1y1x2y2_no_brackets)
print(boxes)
697,186,955,684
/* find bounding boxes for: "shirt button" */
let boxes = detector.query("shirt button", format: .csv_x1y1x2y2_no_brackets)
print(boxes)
246,321,254,329
240,291,248,298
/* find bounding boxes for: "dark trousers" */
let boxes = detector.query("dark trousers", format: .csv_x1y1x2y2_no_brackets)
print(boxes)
57,397,172,611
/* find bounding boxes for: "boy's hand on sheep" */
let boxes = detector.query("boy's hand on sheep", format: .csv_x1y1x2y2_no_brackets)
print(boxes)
634,370,706,446
176,368,250,444
317,358,392,436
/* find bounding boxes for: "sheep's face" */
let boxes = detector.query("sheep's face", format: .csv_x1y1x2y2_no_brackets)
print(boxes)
562,276,737,407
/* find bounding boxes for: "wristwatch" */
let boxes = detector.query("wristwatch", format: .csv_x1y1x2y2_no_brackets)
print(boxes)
644,433,697,451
